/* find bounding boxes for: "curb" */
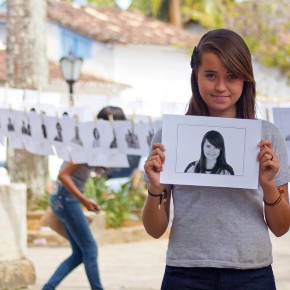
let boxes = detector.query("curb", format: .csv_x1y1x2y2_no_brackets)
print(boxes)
28,226,170,247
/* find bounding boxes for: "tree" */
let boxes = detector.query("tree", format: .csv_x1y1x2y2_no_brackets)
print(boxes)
6,0,49,208
220,0,290,80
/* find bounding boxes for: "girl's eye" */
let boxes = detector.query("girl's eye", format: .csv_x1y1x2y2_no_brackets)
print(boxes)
205,73,216,79
228,74,238,80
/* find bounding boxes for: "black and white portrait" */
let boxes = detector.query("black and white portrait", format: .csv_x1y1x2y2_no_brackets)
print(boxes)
21,120,28,135
54,122,63,142
125,129,140,149
92,127,100,148
146,128,154,147
110,128,118,149
41,123,47,139
27,123,31,136
71,125,83,146
21,120,31,136
184,130,234,175
7,117,15,132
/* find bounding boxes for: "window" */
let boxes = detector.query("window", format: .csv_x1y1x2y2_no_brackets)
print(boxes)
61,27,92,59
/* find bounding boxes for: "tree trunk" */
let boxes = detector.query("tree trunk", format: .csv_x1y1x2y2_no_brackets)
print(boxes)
168,0,182,28
6,0,49,208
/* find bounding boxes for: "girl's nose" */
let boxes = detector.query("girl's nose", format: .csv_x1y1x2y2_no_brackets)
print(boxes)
215,78,226,91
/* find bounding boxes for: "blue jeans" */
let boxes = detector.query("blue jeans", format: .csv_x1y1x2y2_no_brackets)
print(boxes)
161,265,276,290
42,185,103,290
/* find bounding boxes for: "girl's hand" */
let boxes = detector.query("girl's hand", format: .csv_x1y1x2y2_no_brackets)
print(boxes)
257,140,279,186
144,143,165,188
83,197,100,213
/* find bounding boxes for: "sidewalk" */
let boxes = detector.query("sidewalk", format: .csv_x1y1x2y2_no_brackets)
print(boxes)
25,232,290,290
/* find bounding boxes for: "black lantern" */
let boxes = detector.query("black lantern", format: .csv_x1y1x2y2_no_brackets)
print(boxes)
59,51,83,106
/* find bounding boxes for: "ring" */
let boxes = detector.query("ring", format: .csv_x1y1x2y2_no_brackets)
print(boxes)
270,154,273,161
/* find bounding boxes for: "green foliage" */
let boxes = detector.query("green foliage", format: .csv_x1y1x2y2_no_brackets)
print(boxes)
84,175,146,228
87,0,115,7
212,0,290,81
31,193,50,212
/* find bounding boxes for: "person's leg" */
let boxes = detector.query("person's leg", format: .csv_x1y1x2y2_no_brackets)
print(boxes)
161,266,219,290
221,265,276,290
42,191,83,290
42,226,83,289
62,198,103,290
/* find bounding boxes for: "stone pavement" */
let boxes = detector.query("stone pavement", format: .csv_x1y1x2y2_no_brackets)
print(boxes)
25,232,290,290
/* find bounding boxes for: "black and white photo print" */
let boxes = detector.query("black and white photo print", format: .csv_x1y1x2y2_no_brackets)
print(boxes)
161,114,262,189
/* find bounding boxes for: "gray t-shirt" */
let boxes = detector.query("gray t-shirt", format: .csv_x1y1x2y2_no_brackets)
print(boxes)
143,119,290,269
58,162,93,192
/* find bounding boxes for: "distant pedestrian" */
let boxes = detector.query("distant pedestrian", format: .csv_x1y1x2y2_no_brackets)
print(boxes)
42,161,103,290
42,105,129,290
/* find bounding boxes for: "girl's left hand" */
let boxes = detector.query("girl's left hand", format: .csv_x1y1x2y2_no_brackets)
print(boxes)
257,140,279,185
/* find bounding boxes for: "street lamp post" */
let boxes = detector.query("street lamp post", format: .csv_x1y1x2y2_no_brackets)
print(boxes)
59,51,83,107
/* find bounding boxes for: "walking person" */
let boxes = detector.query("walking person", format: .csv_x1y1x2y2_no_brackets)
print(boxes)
42,161,103,290
142,29,290,289
184,130,234,175
42,105,137,290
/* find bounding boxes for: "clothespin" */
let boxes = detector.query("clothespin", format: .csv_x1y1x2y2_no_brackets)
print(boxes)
94,113,98,125
56,111,59,122
130,113,135,133
265,107,270,121
74,114,79,126
4,83,8,105
40,111,45,122
37,88,42,111
108,114,114,124
22,90,26,102
148,115,154,131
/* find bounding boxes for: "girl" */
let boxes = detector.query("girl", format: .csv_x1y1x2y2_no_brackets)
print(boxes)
184,130,234,175
142,29,290,289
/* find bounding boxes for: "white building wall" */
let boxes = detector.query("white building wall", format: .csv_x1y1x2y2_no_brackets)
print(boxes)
46,21,62,62
46,21,114,81
114,44,192,110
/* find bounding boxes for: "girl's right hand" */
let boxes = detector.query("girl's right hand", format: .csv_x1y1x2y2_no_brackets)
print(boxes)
144,143,165,188
83,197,100,213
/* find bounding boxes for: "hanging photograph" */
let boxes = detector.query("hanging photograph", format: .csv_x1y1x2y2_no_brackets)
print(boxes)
83,120,106,166
87,120,129,168
4,109,25,149
114,120,140,155
23,111,53,156
43,115,71,161
272,107,290,164
69,121,92,164
160,114,262,189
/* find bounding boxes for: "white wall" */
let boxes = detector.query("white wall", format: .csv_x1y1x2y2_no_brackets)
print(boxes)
0,183,27,260
114,44,192,105
46,21,62,62
46,21,114,81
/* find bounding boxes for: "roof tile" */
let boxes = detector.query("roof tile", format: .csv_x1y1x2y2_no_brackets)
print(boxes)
47,0,198,47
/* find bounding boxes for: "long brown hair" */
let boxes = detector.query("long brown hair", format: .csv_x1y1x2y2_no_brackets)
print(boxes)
186,29,256,119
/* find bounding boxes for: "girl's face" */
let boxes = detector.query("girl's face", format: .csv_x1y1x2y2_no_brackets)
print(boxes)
203,139,220,160
197,52,244,118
